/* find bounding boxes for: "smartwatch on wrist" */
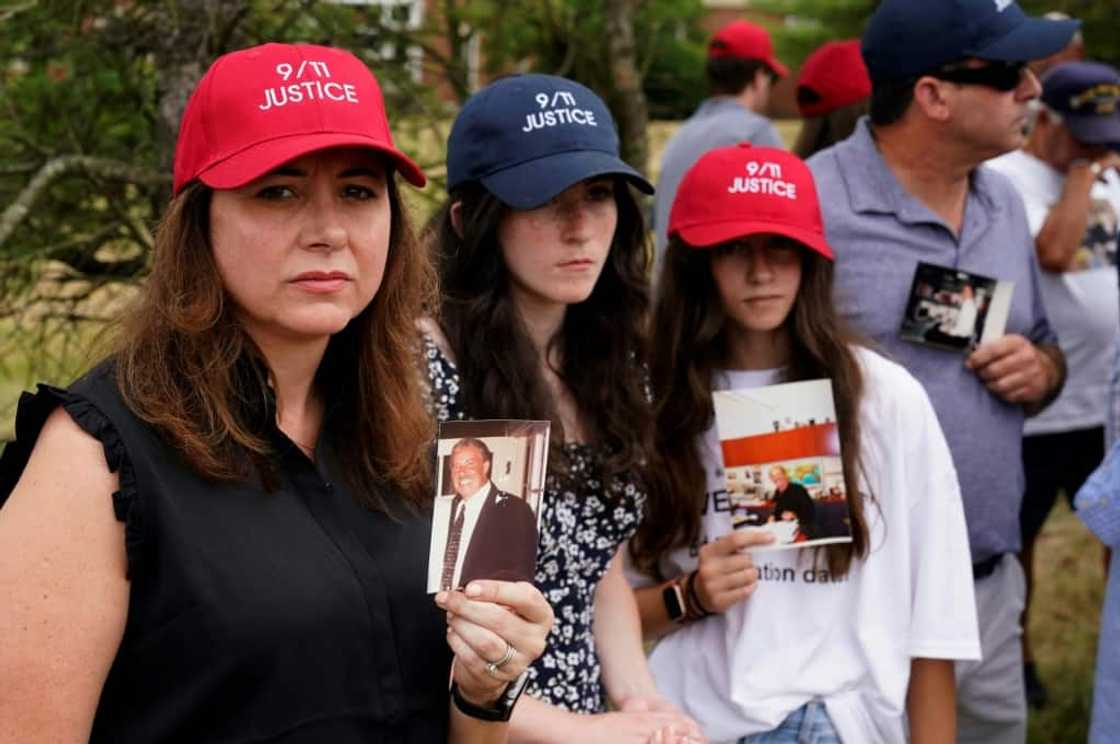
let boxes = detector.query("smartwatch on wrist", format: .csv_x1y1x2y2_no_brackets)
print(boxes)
662,577,687,622
450,670,529,722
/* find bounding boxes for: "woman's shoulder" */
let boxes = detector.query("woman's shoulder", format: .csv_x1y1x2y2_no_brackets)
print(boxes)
416,317,456,366
416,318,465,422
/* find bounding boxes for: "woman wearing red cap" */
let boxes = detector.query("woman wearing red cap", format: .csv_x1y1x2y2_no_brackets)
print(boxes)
422,74,703,743
0,44,551,743
627,145,980,743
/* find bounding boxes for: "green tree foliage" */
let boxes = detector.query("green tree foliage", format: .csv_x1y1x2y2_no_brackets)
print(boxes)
1020,0,1119,69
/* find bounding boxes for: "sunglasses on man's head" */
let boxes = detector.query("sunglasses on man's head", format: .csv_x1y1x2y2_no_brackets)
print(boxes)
931,61,1027,92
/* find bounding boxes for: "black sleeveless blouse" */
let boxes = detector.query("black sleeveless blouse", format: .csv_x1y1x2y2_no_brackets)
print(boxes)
0,364,451,743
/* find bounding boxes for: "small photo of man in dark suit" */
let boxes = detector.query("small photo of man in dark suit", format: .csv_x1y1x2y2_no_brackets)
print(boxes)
435,437,539,592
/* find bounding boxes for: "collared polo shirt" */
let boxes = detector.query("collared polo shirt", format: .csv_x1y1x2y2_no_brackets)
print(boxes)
653,97,783,269
808,118,1057,563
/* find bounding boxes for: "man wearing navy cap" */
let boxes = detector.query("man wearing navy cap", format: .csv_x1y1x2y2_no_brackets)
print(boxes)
652,20,786,276
987,60,1120,710
808,2,1077,742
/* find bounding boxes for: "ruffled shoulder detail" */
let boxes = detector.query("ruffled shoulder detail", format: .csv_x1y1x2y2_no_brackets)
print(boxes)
0,383,143,577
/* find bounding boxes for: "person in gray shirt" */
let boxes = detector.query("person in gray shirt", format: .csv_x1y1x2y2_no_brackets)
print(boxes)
652,20,785,276
808,2,1076,743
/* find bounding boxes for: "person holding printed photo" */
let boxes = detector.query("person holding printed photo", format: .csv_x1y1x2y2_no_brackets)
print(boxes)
0,44,553,743
627,145,980,743
422,74,703,743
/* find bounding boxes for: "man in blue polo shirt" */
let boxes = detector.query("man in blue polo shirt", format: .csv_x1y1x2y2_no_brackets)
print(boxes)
652,20,785,276
808,2,1076,742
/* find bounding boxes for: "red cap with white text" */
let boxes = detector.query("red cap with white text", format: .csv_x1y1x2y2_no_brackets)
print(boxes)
668,144,833,260
173,43,425,196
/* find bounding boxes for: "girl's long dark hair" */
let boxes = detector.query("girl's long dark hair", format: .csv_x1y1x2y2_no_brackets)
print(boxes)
431,180,652,483
629,237,871,578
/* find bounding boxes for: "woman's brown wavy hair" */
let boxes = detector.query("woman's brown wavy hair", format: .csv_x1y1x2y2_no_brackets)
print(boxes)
112,171,435,509
430,180,651,485
629,237,871,578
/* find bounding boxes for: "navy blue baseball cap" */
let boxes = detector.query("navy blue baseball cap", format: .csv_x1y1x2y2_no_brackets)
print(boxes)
862,0,1080,83
1042,62,1120,148
446,74,653,209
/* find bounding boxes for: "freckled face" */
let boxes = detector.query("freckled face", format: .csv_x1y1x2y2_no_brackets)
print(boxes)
450,444,491,499
710,234,803,343
497,178,618,310
208,147,391,347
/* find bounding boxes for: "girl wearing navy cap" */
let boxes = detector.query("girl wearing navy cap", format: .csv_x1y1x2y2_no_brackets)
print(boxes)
423,73,702,743
627,145,980,743
0,44,552,743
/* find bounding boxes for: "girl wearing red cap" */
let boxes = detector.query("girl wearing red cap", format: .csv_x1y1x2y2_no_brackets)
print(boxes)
627,145,979,743
423,73,702,743
0,44,551,743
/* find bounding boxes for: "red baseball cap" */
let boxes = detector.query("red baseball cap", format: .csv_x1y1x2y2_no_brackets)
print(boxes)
708,20,788,78
173,43,425,196
668,143,833,260
796,40,871,118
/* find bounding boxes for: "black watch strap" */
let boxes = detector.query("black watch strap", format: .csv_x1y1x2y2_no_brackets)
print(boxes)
450,670,529,722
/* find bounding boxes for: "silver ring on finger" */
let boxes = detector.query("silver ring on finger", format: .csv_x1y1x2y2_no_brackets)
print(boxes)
485,640,516,677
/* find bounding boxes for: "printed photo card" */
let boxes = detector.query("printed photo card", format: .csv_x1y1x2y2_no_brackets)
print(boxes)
713,379,853,551
426,419,549,594
900,262,1014,352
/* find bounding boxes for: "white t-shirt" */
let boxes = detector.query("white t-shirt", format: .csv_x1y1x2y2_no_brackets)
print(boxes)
987,150,1120,435
626,349,980,744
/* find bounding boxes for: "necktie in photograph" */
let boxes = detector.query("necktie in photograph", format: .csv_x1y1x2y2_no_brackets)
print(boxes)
441,496,465,591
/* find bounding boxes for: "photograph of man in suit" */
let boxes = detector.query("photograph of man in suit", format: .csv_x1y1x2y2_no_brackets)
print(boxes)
440,438,539,591
767,465,817,540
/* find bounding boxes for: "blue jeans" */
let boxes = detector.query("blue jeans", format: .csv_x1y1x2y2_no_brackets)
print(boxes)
737,701,842,744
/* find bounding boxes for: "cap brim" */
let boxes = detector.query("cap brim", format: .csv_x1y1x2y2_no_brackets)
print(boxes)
1063,113,1120,147
970,18,1080,63
767,56,789,78
199,132,427,189
480,149,654,210
673,219,834,260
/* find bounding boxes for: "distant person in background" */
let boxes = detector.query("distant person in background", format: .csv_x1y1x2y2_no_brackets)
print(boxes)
1029,12,1085,77
653,20,786,275
1074,441,1120,744
793,40,872,159
987,59,1120,710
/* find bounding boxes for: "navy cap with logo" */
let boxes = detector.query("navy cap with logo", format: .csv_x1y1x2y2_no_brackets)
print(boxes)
862,0,1080,83
446,73,653,209
1042,61,1120,148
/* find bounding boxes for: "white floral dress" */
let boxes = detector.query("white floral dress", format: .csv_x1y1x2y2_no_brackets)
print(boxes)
422,336,646,712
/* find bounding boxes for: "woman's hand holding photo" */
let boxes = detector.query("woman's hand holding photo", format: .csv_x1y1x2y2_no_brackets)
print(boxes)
438,580,553,705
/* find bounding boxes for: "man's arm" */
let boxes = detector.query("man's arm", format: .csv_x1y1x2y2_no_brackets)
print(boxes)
1035,154,1120,272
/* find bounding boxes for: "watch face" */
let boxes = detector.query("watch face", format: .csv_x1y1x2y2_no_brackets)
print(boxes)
662,583,685,620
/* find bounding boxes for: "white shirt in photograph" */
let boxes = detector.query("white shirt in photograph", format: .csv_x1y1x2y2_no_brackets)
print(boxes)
428,482,491,590
987,150,1120,435
626,348,980,744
